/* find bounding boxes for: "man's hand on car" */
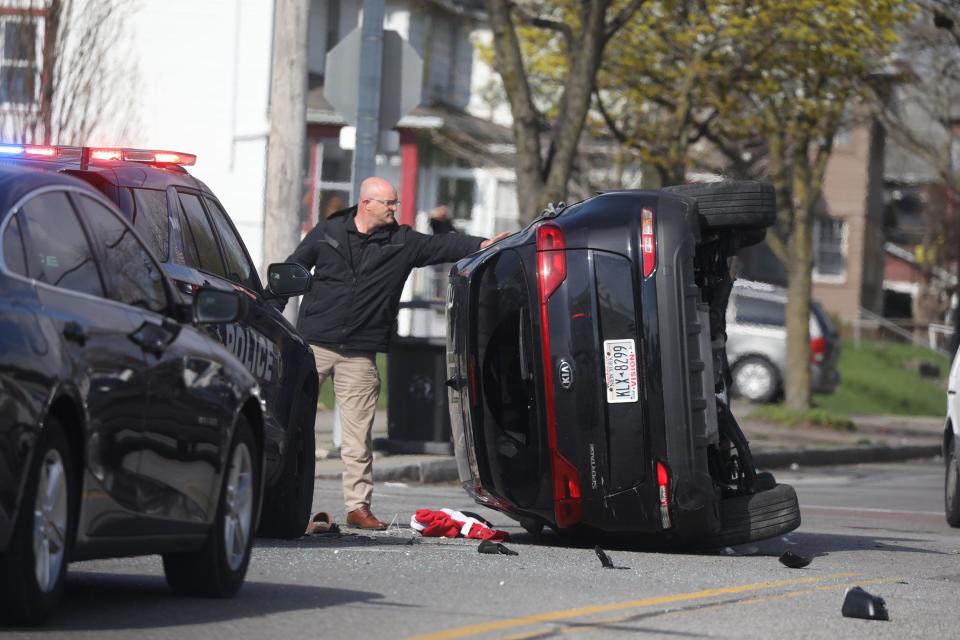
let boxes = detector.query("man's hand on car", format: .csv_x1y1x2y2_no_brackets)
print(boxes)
480,231,511,249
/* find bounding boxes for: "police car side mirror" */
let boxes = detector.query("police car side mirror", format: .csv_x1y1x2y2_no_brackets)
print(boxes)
267,262,311,297
194,287,244,324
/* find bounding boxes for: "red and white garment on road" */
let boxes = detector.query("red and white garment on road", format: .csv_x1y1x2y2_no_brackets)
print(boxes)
410,508,509,542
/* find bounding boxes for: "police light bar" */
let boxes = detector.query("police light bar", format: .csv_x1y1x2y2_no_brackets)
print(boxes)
0,143,196,166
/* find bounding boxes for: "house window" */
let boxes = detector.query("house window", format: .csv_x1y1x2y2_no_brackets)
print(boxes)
493,179,521,235
302,137,352,232
1,18,40,106
813,217,846,279
437,176,474,220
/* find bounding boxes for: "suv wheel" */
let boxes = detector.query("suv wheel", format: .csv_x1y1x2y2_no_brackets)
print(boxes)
0,416,74,625
698,483,801,549
163,415,260,597
258,389,316,538
731,356,780,403
662,180,776,231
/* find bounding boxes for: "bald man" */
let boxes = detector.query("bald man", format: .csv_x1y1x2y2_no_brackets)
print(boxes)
284,177,508,530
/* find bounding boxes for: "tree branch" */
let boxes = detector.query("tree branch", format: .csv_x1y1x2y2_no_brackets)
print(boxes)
510,1,573,48
604,0,645,41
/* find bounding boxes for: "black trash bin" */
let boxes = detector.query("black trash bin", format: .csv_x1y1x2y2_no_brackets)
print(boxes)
377,334,453,455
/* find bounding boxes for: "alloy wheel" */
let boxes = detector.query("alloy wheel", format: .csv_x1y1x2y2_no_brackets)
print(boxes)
735,361,774,401
33,449,68,593
223,442,253,571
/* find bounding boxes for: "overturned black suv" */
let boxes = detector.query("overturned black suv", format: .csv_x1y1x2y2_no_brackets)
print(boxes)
446,180,800,547
0,144,318,538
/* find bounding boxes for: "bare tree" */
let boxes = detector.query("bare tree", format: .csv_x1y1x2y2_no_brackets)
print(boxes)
1,0,139,145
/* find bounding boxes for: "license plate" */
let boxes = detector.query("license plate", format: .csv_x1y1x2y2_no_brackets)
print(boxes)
603,338,639,403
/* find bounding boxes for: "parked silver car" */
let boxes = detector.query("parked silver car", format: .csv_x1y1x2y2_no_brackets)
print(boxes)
725,280,841,402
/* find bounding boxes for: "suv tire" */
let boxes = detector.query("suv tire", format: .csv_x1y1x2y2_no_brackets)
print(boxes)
731,355,780,403
258,389,316,538
663,180,776,230
699,483,801,548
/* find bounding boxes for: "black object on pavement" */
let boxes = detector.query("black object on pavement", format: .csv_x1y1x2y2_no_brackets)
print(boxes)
841,586,890,621
779,550,812,569
478,541,518,556
595,546,615,569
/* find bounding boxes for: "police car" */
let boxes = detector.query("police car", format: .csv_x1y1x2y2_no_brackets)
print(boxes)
0,143,319,539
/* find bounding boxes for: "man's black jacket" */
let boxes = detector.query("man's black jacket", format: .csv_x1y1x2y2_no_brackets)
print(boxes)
285,206,483,353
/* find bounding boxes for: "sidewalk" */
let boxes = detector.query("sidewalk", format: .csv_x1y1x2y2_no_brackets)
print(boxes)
313,404,945,484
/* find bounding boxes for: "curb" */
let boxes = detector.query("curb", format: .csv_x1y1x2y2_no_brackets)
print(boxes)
316,444,943,484
316,458,460,483
754,444,942,469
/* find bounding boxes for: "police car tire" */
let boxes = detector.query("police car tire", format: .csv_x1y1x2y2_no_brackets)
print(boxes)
662,180,776,231
698,483,801,549
163,415,260,597
258,389,316,539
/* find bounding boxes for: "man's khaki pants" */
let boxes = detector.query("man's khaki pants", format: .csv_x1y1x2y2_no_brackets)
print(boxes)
311,345,380,513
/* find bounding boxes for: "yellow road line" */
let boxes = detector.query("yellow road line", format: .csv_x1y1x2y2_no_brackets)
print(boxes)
408,572,860,640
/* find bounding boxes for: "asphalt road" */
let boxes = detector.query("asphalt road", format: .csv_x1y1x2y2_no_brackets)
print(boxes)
8,461,960,639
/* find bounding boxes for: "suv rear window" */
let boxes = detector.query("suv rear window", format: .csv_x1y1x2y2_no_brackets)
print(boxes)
734,293,785,327
127,188,169,260
474,249,541,506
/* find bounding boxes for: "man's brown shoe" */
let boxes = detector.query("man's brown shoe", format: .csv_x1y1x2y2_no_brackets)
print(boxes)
346,506,387,531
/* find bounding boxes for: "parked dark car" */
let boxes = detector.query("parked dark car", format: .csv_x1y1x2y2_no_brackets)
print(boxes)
446,181,800,547
0,165,292,624
726,279,841,403
0,144,319,538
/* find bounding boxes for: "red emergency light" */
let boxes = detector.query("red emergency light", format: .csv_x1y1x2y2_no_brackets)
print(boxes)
0,143,196,166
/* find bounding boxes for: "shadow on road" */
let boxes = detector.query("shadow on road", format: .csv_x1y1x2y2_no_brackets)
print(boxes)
42,573,384,631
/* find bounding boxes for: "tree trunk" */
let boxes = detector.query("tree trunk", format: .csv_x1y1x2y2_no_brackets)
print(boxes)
784,168,814,411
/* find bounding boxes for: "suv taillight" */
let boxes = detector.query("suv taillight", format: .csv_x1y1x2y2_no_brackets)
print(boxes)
810,336,826,363
536,222,581,528
641,206,656,277
656,460,672,529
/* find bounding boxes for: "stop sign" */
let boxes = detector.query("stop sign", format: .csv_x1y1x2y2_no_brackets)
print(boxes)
324,27,423,130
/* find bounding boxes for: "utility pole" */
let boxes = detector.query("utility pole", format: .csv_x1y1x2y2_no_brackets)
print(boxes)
352,0,385,199
263,0,310,279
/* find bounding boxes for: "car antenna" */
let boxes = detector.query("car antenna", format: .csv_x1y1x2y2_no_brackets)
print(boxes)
80,147,90,171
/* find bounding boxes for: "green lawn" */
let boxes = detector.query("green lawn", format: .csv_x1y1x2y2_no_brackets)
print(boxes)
317,353,389,410
812,338,950,417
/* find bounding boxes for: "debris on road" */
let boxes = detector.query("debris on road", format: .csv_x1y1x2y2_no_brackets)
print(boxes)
779,550,812,568
478,541,518,556
305,511,340,535
841,586,890,621
595,546,614,568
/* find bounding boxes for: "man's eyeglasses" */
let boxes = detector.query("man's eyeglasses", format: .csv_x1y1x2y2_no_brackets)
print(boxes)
367,197,400,208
